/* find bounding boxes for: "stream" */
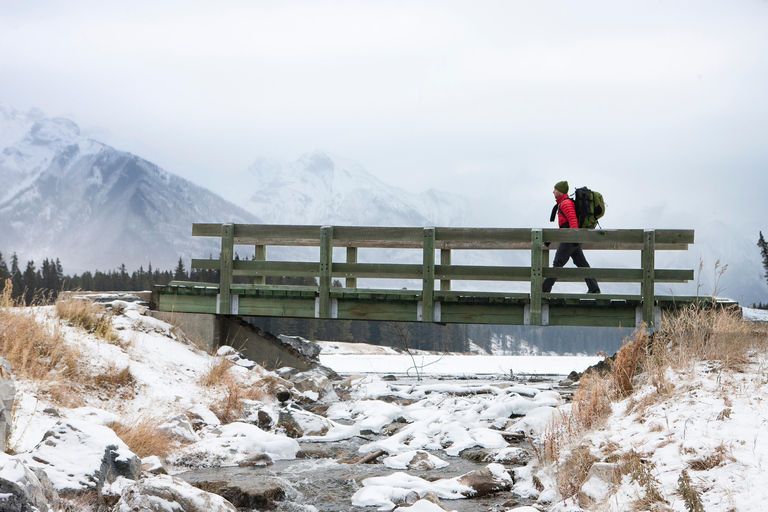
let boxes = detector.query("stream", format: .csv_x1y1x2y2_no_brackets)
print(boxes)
178,373,570,512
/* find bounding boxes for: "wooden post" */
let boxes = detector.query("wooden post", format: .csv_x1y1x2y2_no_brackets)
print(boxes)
319,226,333,318
422,228,435,322
346,247,357,288
219,223,234,315
642,229,656,328
253,244,266,285
530,228,543,326
440,249,451,291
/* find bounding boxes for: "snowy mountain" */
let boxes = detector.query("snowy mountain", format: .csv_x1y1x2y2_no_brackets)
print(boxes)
0,103,257,273
222,151,478,227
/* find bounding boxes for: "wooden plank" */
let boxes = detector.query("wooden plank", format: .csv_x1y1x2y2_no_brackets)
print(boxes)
435,291,530,300
237,297,317,318
435,265,531,281
333,226,424,245
332,263,422,280
542,268,691,283
346,247,357,288
219,223,234,315
440,303,526,325
440,249,451,292
548,306,637,327
530,228,543,326
156,294,217,314
336,300,418,322
232,260,320,277
642,229,656,328
254,245,266,285
319,226,333,318
422,227,435,322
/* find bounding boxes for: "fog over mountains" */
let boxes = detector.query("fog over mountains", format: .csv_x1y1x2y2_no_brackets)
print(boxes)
0,102,766,305
0,104,257,272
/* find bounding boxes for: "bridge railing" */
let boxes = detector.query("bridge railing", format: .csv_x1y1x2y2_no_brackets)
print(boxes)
158,223,701,328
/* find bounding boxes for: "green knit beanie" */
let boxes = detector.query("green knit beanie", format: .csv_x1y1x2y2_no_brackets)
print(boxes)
554,181,569,194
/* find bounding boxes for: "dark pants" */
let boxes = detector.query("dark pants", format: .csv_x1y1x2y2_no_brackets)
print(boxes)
542,243,600,293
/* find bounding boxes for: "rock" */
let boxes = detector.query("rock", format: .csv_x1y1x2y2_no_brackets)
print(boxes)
0,358,16,453
275,367,300,380
492,447,533,465
296,446,341,459
459,448,491,463
382,374,398,381
277,407,335,438
290,370,338,403
180,470,293,510
114,474,237,512
141,455,169,475
457,463,514,497
0,453,60,512
158,414,200,444
277,335,322,361
186,404,221,430
22,419,141,494
237,453,273,467
276,389,292,404
577,462,621,508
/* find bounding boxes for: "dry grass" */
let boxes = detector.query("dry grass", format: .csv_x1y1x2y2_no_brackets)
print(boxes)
556,445,598,501
657,304,768,371
199,357,270,423
0,282,84,385
109,415,175,458
199,357,235,387
91,364,137,400
535,305,767,502
55,297,120,343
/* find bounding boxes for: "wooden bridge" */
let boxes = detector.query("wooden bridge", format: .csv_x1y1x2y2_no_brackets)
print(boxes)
151,224,724,329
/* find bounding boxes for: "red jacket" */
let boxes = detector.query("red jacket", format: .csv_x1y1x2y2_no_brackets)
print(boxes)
555,194,578,229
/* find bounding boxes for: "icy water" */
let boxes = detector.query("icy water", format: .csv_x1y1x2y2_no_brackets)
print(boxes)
180,374,566,511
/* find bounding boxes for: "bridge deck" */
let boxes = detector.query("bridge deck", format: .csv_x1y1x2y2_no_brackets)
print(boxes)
151,224,732,329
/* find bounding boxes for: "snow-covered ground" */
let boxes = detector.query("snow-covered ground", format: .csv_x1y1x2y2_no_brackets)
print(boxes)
1,304,767,511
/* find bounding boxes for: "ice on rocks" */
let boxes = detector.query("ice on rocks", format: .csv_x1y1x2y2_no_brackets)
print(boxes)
22,418,140,493
114,474,237,512
383,450,449,470
192,422,299,462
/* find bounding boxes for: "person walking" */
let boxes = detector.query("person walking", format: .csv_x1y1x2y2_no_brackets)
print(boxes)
542,181,601,294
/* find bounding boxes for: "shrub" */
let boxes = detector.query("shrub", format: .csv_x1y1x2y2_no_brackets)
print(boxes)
109,416,175,458
55,297,119,343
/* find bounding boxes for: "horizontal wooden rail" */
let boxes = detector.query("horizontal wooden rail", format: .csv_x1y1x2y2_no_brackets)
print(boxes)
151,224,710,329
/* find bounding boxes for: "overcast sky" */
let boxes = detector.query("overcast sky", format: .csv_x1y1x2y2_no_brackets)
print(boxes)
2,1,767,240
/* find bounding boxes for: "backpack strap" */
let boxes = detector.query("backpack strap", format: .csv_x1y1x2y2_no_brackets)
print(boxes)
550,197,576,227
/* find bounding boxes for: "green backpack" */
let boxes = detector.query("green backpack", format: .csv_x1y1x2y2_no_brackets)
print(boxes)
573,187,605,228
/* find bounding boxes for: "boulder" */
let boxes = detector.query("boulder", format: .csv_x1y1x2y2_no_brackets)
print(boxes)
0,358,15,453
277,335,321,361
0,453,60,512
290,370,338,403
113,474,237,512
141,455,169,475
158,414,200,444
577,462,621,508
22,419,140,494
277,407,336,438
180,469,294,510
457,463,513,497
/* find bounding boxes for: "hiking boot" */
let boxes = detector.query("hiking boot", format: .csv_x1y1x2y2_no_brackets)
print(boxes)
587,289,601,294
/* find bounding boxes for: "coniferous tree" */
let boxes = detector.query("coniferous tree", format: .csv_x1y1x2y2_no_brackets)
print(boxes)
0,251,9,284
174,257,188,281
22,260,37,305
759,232,768,285
10,253,23,300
